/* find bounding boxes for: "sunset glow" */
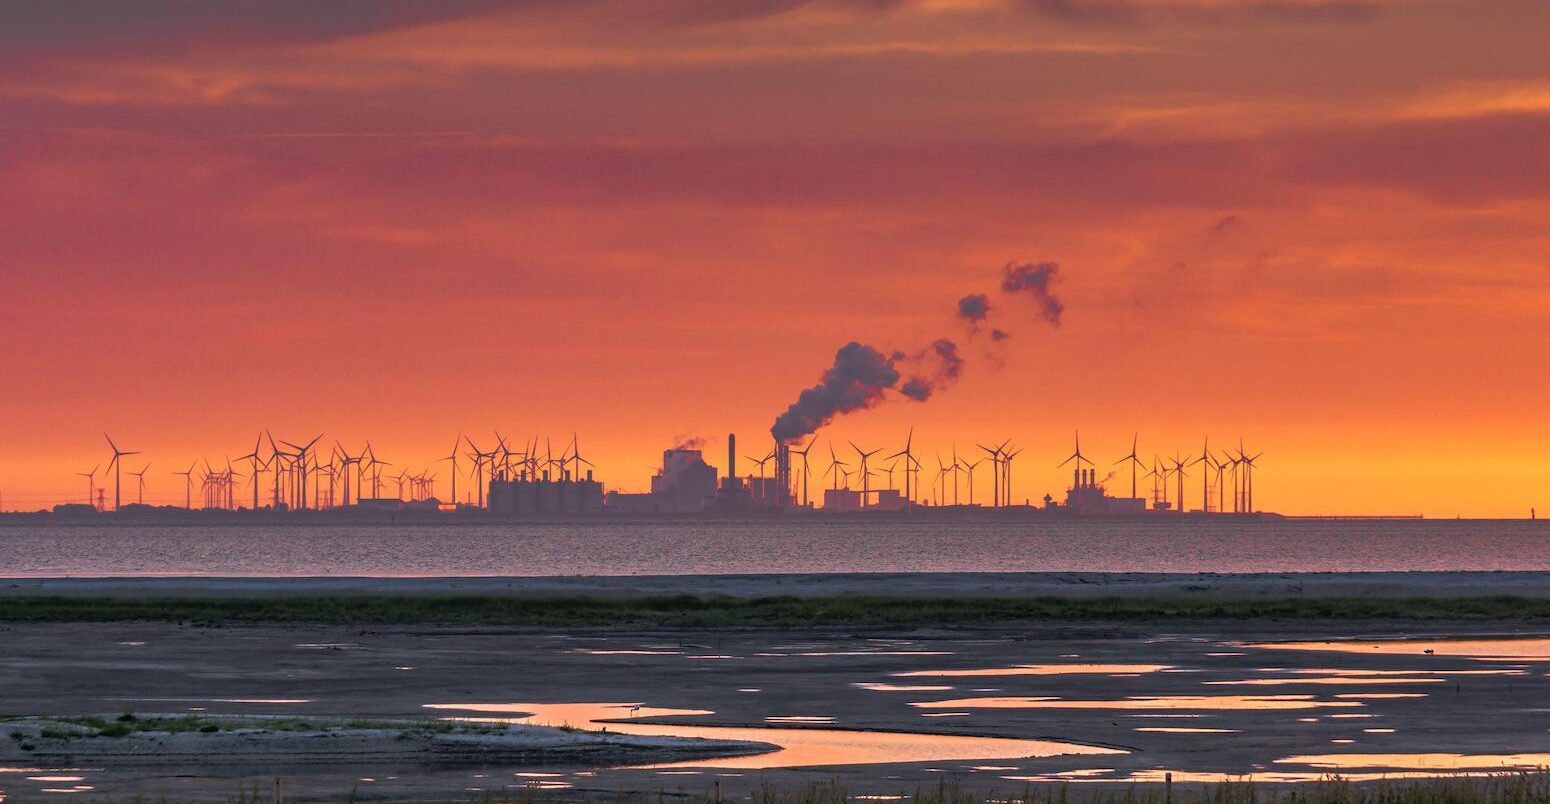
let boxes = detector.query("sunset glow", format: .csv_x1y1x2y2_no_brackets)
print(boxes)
4,0,1548,516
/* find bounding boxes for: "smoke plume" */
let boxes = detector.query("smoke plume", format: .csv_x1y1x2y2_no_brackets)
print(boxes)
770,342,904,443
671,435,707,451
1000,261,1064,326
900,339,963,402
957,294,990,328
770,259,1068,443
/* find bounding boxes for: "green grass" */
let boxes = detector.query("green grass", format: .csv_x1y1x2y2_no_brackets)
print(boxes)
0,594,1548,626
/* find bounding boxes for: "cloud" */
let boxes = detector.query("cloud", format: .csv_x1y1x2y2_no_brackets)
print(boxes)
1000,261,1065,326
957,293,990,328
0,2,521,56
1015,0,1385,26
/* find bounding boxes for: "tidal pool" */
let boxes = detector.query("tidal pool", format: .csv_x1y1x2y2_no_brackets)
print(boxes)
424,702,1121,769
912,695,1365,711
1246,638,1550,661
1278,753,1550,770
896,664,1171,677
1204,677,1445,686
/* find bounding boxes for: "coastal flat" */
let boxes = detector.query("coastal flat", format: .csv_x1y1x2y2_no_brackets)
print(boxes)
3,609,1549,801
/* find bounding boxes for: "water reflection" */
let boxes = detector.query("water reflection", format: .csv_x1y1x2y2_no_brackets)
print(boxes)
1204,677,1444,686
1134,728,1239,733
424,702,1120,769
897,665,1170,678
913,695,1364,711
1246,638,1550,661
1278,753,1550,770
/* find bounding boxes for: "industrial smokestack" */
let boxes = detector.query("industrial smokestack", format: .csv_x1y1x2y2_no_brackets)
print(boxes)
728,433,736,487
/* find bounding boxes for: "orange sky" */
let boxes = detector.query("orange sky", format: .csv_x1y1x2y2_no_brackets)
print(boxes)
2,0,1548,517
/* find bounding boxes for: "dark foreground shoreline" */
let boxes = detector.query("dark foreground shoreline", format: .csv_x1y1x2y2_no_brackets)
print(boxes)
4,572,1550,625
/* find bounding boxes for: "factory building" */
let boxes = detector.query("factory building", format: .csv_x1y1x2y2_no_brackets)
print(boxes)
823,488,862,511
1056,467,1146,516
821,488,905,512
488,469,604,516
607,445,719,513
651,447,719,512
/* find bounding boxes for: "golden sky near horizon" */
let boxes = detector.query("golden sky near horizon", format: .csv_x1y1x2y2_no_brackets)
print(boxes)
2,0,1548,516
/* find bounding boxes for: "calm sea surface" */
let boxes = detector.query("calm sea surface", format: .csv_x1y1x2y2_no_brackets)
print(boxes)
1,519,1547,577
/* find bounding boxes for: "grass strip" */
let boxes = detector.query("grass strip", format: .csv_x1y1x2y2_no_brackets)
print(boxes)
2,594,1549,626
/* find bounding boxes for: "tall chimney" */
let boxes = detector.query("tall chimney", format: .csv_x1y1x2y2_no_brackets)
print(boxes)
727,433,737,487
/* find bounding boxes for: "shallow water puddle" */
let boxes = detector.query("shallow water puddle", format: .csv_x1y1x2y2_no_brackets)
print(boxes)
1277,752,1550,770
575,649,683,656
1007,769,1526,784
424,702,1120,769
896,664,1170,677
1134,728,1239,734
1204,677,1445,686
912,695,1364,711
758,651,954,657
854,683,954,692
1246,638,1550,661
1278,668,1526,677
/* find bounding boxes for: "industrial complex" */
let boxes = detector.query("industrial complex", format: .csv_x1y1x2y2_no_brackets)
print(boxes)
6,430,1272,522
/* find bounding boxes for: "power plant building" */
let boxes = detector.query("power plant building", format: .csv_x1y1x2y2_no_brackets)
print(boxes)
488,470,604,516
605,445,721,513
649,448,719,512
1058,467,1146,516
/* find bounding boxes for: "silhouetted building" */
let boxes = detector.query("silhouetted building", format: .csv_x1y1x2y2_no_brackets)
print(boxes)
488,469,603,516
650,448,719,512
1062,467,1145,516
871,489,905,511
823,488,862,511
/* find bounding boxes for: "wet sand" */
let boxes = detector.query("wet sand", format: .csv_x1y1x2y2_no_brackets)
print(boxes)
3,617,1550,801
7,570,1550,599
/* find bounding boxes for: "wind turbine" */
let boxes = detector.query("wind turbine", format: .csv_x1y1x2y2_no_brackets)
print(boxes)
265,431,290,508
823,443,850,493
173,461,196,509
789,436,816,508
77,464,100,510
569,433,594,481
1222,451,1242,513
280,435,322,510
1002,446,1023,506
746,451,773,502
977,439,1008,507
886,428,917,512
104,434,140,512
963,458,982,506
942,446,954,501
1058,430,1093,490
437,434,462,506
1114,432,1145,501
933,453,951,507
129,462,151,505
237,435,264,510
1142,458,1162,509
849,442,881,508
1189,437,1215,513
1236,440,1263,514
1171,452,1188,513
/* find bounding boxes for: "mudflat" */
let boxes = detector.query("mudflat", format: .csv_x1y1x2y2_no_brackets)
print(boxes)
3,613,1550,802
